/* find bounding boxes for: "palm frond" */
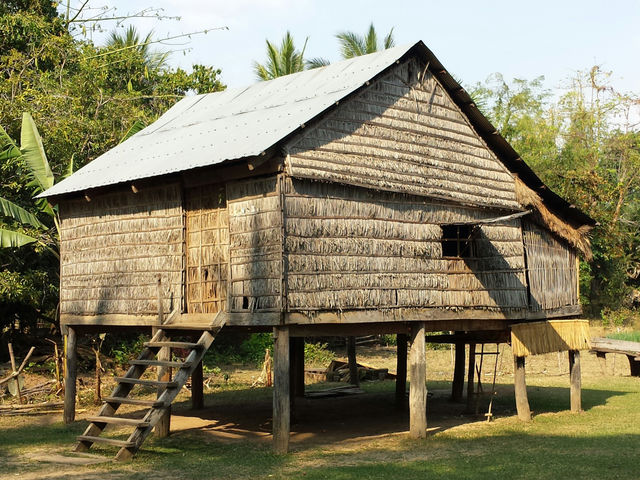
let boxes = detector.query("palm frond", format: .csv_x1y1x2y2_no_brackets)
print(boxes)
336,31,366,58
307,57,331,69
383,27,395,49
0,228,37,248
20,113,54,193
365,23,378,54
0,197,45,229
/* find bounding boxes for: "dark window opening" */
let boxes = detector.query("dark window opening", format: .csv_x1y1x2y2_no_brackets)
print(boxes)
441,224,476,258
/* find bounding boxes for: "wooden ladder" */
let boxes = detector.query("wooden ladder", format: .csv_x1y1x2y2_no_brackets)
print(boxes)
74,319,223,461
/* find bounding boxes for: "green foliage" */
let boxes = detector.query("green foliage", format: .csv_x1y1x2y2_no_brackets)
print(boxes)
336,23,395,59
107,335,147,368
473,69,640,315
606,330,640,342
379,334,397,346
253,31,307,80
304,342,335,367
601,308,640,328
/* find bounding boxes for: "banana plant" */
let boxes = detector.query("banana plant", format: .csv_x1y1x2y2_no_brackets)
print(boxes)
0,113,69,256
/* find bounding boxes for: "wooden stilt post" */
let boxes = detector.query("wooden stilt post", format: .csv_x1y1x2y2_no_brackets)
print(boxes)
569,350,581,413
64,327,78,424
466,343,476,413
451,337,465,402
155,341,171,437
396,333,408,408
347,336,359,387
409,322,427,438
290,337,305,398
273,325,290,454
192,360,204,410
514,355,531,421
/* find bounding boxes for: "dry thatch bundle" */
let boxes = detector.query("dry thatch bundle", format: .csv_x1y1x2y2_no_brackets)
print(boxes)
511,320,591,356
515,177,592,260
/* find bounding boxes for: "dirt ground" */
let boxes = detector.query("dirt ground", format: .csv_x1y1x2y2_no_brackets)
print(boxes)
1,334,638,478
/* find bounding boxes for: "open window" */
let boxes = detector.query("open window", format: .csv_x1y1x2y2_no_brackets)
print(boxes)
441,224,476,258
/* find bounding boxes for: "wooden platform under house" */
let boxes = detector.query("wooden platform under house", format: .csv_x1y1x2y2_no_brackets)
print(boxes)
39,41,596,459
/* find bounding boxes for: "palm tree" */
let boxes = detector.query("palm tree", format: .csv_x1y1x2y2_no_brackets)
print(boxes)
253,31,308,81
336,23,395,59
106,25,168,71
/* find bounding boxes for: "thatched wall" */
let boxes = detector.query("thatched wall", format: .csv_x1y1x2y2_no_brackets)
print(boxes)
283,178,527,312
522,220,578,311
59,184,183,316
228,177,282,312
185,184,229,313
286,58,519,211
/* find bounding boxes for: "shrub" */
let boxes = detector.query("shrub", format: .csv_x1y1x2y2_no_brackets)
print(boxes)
304,342,335,367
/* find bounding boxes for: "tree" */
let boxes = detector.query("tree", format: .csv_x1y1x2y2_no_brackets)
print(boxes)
253,31,307,81
336,23,395,59
474,69,640,316
106,25,168,72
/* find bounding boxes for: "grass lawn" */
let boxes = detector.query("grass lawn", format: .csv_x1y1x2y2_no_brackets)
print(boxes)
1,348,639,479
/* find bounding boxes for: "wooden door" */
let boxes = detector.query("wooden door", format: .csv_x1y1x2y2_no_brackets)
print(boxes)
185,184,229,313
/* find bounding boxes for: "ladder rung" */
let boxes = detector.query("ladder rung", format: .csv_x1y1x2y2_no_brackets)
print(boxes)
86,416,150,427
144,341,203,350
130,359,192,369
115,377,178,388
77,435,134,448
103,396,165,408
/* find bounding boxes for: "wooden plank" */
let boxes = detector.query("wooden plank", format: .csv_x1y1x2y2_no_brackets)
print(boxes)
451,338,465,402
145,341,202,350
114,377,178,388
77,435,134,448
64,327,77,424
273,325,290,454
395,333,407,408
86,416,150,427
569,350,581,413
191,361,204,410
409,322,426,439
514,355,531,421
590,337,640,356
103,397,164,408
130,359,192,369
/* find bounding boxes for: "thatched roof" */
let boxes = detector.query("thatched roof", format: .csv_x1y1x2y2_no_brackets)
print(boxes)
41,41,595,255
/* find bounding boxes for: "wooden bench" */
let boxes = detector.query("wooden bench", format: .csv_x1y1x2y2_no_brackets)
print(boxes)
590,337,640,376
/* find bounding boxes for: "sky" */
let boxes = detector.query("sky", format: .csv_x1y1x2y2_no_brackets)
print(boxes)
76,0,640,94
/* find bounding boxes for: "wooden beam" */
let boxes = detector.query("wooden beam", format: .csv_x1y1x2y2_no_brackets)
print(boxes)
191,360,204,410
396,334,407,408
514,355,531,421
64,327,78,424
569,350,581,413
347,336,359,387
426,331,510,344
289,337,305,398
289,322,410,337
451,338,465,402
273,325,290,454
466,343,476,413
409,322,427,439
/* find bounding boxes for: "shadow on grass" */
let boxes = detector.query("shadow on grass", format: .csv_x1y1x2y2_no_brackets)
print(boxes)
0,380,636,479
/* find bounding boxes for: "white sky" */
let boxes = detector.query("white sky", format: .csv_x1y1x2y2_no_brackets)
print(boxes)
75,0,640,94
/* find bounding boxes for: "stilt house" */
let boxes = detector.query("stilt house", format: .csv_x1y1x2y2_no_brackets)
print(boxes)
40,41,595,459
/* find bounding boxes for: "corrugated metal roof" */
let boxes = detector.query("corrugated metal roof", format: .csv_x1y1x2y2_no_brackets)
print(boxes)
40,43,416,198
